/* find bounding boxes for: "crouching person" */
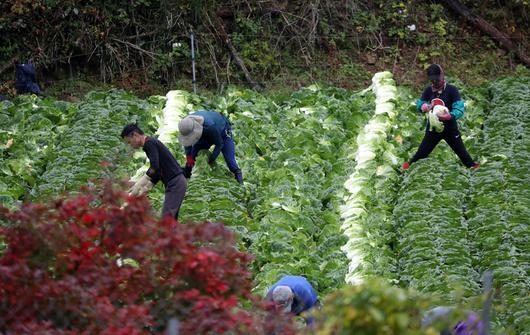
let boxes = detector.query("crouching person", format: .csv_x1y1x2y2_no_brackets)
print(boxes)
266,275,320,326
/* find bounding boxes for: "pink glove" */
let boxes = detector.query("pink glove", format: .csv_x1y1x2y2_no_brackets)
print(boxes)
421,103,431,113
438,112,452,121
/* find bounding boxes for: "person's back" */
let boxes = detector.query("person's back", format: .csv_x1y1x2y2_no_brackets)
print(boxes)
266,275,318,315
192,111,228,134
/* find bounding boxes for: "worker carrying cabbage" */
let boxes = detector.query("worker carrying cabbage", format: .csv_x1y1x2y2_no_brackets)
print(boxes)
177,111,243,184
121,123,187,220
265,275,320,325
403,64,479,170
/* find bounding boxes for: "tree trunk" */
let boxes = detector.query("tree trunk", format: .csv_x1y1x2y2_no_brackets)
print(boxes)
214,16,264,91
439,0,530,67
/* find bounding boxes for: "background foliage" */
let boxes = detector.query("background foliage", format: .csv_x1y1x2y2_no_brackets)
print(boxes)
0,0,528,96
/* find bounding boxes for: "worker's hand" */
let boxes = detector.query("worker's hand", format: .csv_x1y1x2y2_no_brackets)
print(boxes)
135,175,154,195
438,112,452,121
128,175,153,196
128,181,141,196
186,155,195,167
138,182,154,195
421,103,431,113
183,165,192,179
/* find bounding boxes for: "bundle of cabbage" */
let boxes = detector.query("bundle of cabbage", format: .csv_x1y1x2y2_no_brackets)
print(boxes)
427,105,449,133
341,71,399,285
130,90,191,182
157,90,190,143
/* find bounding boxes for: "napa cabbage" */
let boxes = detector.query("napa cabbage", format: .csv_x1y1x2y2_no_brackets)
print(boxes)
427,105,448,133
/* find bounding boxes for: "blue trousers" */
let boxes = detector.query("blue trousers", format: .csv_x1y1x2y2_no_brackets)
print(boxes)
190,128,241,173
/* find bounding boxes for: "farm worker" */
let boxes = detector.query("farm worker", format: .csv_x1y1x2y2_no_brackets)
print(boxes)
121,123,187,220
14,60,42,95
422,306,485,335
402,64,479,170
177,111,243,184
265,275,319,325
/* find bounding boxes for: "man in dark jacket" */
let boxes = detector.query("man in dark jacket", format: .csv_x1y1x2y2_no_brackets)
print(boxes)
177,111,243,184
15,62,41,95
403,64,479,170
121,123,187,220
265,275,319,325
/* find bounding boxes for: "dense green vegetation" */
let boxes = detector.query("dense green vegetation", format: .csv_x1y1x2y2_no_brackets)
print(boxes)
1,0,529,97
1,1,529,333
1,73,528,333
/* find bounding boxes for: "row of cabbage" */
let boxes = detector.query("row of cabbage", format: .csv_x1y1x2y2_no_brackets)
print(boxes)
339,72,402,284
466,77,530,334
243,87,373,295
393,159,480,299
34,90,164,198
0,96,76,209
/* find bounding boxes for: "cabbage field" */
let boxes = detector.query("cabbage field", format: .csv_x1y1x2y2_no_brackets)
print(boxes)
0,73,528,334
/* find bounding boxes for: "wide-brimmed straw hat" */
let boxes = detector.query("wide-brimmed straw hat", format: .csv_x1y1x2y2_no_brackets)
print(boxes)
178,115,204,147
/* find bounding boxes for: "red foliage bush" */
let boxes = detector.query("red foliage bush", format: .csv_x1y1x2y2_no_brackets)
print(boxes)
0,181,294,335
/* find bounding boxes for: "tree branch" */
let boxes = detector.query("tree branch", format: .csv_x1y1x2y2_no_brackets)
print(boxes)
212,14,263,91
439,0,530,67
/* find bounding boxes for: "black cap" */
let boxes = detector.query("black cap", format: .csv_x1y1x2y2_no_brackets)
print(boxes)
427,64,443,81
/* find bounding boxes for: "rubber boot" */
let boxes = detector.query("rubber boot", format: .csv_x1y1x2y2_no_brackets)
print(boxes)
234,170,244,185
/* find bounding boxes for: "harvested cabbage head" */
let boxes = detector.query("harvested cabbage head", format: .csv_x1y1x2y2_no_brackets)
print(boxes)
427,105,449,132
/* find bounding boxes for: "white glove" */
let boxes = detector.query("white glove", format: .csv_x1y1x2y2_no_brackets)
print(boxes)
128,175,154,196
139,179,154,194
128,180,141,196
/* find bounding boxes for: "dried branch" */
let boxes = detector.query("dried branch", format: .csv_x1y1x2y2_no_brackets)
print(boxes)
111,38,160,59
212,13,263,91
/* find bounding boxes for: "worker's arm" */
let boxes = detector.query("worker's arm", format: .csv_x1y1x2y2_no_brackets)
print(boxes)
291,284,318,315
450,87,465,120
143,140,161,184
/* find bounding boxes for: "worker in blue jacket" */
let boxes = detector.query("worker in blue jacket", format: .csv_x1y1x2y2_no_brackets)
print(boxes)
265,275,319,325
177,111,243,184
403,64,479,170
